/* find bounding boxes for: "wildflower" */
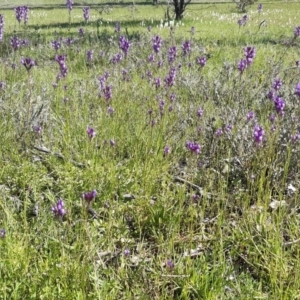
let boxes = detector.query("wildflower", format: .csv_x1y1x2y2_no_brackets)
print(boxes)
164,67,176,87
238,14,247,27
247,111,255,121
254,125,264,144
10,36,20,51
124,249,130,256
148,53,155,63
119,35,130,57
225,124,233,133
166,259,174,269
51,198,66,217
168,46,177,64
273,78,282,91
115,22,121,32
182,40,191,56
215,128,223,137
87,126,96,139
274,96,285,116
197,108,203,117
257,3,263,13
153,77,161,89
0,14,4,41
152,35,162,53
164,146,171,155
294,26,300,38
103,85,112,101
66,0,73,11
110,53,122,64
78,27,84,36
14,6,24,24
33,125,42,135
267,89,276,101
55,54,68,77
0,81,5,90
86,50,94,61
82,7,90,22
186,141,201,154
197,56,207,67
295,83,300,97
51,40,61,51
107,106,115,115
82,190,97,205
23,6,29,25
65,37,73,46
269,113,276,123
244,46,256,65
238,59,247,73
0,228,5,238
21,57,35,72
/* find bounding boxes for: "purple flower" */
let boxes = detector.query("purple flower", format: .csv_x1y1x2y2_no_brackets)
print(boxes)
87,126,96,139
267,89,276,101
164,146,171,155
273,78,282,91
83,7,90,22
294,26,300,38
21,57,35,71
238,59,247,73
78,28,85,36
153,77,161,89
103,85,112,101
247,111,255,121
197,56,207,67
10,36,20,51
0,81,5,90
110,139,115,147
55,54,68,77
182,40,191,56
82,190,97,205
66,0,73,11
254,125,265,144
257,3,263,13
225,124,233,133
164,67,176,87
269,113,276,123
238,15,247,27
166,259,174,269
52,40,61,51
14,6,24,24
65,37,73,46
244,46,256,65
152,35,162,53
295,83,300,97
186,141,201,154
0,14,4,41
148,53,155,63
274,96,285,116
119,35,130,57
33,125,42,134
124,249,130,256
86,50,94,61
23,6,29,25
215,128,223,137
51,198,66,217
107,106,115,115
115,22,121,33
197,108,203,117
168,46,177,64
110,53,123,64
0,228,5,238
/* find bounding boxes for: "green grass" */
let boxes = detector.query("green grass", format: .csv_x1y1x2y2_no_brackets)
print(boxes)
1,1,300,299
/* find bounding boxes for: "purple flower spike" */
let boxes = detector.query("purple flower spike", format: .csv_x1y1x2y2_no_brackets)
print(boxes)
294,26,300,38
51,198,66,217
152,35,162,53
66,0,73,11
182,40,191,56
273,78,282,91
197,56,207,67
274,96,285,116
21,57,35,72
0,14,4,41
14,6,24,24
244,46,256,65
254,125,265,145
164,67,176,87
119,35,130,57
0,228,5,238
247,111,255,121
82,190,97,205
83,7,90,22
124,249,130,256
10,36,20,51
197,108,203,117
87,126,96,139
238,59,247,73
295,83,300,97
164,146,171,156
186,141,201,154
168,46,177,64
267,89,276,101
166,259,174,269
86,50,94,61
78,28,85,36
257,3,263,13
52,40,61,51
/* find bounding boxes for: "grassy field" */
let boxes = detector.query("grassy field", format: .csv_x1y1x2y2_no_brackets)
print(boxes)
1,1,300,299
